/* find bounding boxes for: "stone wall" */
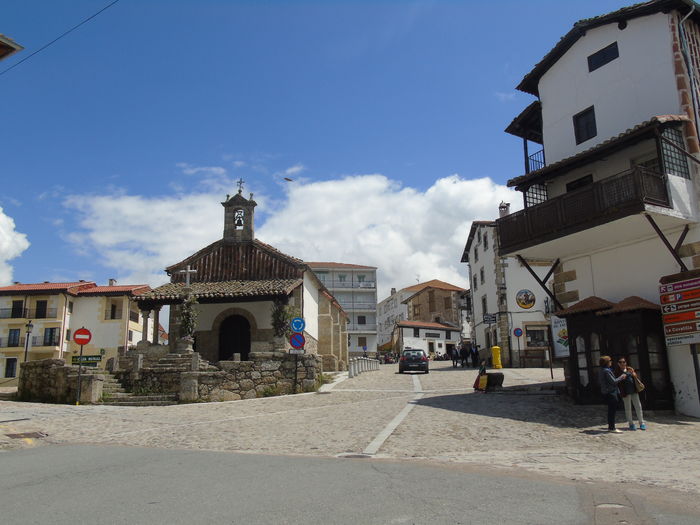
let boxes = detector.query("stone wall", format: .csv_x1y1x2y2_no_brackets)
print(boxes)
180,351,322,402
18,359,104,404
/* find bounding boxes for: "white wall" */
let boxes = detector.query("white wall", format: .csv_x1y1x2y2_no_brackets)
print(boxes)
400,326,459,356
667,346,700,417
377,289,410,345
303,272,320,339
540,13,678,164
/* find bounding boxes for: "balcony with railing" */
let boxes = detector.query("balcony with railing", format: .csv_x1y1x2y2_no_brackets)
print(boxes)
497,166,672,255
338,301,377,311
347,323,377,332
321,280,376,289
0,307,59,319
528,149,545,172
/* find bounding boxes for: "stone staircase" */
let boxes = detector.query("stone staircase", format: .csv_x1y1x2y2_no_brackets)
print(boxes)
147,353,218,372
98,370,179,407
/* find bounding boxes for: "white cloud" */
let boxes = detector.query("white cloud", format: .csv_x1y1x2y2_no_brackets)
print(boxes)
176,163,227,177
284,164,305,176
0,207,30,285
61,174,520,300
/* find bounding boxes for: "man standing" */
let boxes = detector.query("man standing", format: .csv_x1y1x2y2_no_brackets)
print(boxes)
470,344,479,368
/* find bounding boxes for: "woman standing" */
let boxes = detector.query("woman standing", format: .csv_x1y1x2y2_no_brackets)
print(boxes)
598,356,627,433
616,357,646,431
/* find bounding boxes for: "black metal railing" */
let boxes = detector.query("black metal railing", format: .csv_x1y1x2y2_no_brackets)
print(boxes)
498,166,671,253
0,308,27,319
0,307,58,319
528,149,545,172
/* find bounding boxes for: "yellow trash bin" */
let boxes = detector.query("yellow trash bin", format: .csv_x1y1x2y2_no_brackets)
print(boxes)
491,345,502,369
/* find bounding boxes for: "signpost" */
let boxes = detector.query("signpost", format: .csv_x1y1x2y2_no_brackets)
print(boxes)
289,318,306,393
73,327,92,405
483,313,497,324
71,355,102,367
513,328,522,366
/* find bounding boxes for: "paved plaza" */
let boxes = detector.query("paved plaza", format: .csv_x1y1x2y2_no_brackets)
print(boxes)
2,361,700,501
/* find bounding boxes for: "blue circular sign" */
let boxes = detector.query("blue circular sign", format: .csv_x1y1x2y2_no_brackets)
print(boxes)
514,328,523,337
290,317,306,333
290,332,306,349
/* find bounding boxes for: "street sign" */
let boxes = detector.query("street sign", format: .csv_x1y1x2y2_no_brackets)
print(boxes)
660,275,700,346
290,317,306,333
71,355,101,367
513,328,523,337
289,348,305,355
74,327,92,345
483,314,497,324
290,332,306,349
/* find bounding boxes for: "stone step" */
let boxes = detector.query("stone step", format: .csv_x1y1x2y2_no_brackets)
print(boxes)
0,392,16,401
102,400,178,406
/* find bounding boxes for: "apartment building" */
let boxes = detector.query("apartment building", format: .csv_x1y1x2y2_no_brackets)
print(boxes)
496,0,700,415
0,281,152,385
307,262,377,356
461,220,553,367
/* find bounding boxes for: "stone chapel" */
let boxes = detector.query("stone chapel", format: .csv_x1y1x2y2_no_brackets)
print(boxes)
137,185,348,371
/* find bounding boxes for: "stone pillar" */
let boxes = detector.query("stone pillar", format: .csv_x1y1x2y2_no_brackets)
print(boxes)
141,310,150,343
152,307,161,344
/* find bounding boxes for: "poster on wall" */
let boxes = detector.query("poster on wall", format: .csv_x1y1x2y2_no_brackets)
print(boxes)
551,315,569,358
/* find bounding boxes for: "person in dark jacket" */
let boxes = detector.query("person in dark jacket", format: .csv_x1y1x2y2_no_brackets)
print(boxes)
470,345,479,368
598,355,627,433
459,344,470,368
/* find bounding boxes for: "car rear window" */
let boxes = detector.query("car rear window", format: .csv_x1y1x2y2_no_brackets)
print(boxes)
403,350,424,358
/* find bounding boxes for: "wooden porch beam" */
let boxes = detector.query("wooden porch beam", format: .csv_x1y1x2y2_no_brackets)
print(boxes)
542,258,561,285
516,255,564,311
644,213,689,272
674,224,690,253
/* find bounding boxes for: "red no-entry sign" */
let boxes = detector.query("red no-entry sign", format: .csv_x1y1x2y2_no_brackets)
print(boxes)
74,327,92,346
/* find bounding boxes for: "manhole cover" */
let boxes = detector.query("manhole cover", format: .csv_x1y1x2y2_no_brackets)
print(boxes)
5,431,47,439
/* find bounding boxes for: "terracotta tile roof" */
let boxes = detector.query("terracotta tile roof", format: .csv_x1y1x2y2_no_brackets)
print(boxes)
0,281,96,295
138,279,303,301
598,296,660,315
555,296,614,317
306,262,377,270
507,115,690,189
403,279,466,293
517,1,700,96
76,285,151,296
397,320,457,330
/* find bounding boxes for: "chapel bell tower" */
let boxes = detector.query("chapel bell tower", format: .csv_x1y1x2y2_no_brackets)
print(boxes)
222,179,256,242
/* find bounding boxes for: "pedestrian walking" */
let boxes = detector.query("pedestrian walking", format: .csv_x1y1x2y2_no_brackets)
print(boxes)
598,355,627,433
451,345,460,368
470,344,479,368
615,357,647,431
459,344,469,367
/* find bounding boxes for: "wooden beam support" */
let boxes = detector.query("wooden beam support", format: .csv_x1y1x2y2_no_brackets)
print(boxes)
674,224,690,253
644,213,689,272
517,255,564,311
542,258,561,285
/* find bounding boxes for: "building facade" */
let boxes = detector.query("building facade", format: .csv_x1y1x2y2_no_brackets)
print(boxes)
496,0,700,415
307,263,377,356
0,281,152,385
392,320,461,358
462,221,553,367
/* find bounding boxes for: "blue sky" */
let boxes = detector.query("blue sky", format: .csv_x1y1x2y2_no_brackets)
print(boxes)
1,0,635,298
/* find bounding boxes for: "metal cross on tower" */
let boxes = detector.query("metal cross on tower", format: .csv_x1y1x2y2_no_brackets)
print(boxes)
236,178,245,194
178,265,197,287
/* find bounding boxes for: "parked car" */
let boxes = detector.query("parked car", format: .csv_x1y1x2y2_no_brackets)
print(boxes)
398,349,429,374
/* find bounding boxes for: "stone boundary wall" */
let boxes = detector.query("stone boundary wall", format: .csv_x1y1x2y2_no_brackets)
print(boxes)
180,352,322,402
18,359,104,404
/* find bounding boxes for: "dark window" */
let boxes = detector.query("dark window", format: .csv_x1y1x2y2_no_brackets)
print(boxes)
588,42,619,72
5,358,17,378
573,106,597,144
413,328,420,337
480,268,485,284
473,276,477,290
11,300,24,318
128,330,133,342
474,247,478,262
68,301,74,313
357,315,366,325
35,300,47,319
43,327,59,346
661,127,691,179
483,232,488,250
110,303,118,320
566,174,593,192
358,336,367,347
446,331,451,339
524,184,548,207
481,296,487,314
66,329,71,341
413,304,420,317
428,290,436,311
8,329,20,347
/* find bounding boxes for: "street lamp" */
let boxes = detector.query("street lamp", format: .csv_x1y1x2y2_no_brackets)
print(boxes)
23,320,34,363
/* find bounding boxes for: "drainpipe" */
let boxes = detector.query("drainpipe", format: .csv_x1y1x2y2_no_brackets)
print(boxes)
59,293,69,358
679,7,700,150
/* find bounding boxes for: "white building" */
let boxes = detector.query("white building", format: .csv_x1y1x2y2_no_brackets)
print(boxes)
307,262,377,356
497,0,700,415
392,320,461,358
461,221,553,367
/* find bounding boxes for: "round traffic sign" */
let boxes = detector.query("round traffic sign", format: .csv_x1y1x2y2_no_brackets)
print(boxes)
290,317,306,333
74,327,92,345
513,328,523,338
290,332,305,349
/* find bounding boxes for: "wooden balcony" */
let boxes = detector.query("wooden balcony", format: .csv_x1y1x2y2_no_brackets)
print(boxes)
497,167,671,255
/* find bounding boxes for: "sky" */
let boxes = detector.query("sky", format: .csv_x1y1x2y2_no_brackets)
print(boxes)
0,0,636,301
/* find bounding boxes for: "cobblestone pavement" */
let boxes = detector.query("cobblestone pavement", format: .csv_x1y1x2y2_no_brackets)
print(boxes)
2,361,700,497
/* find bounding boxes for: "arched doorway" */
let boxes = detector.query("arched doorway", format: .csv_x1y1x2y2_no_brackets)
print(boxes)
219,315,251,361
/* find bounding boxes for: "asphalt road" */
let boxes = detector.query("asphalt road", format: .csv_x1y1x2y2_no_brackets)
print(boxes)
1,445,698,524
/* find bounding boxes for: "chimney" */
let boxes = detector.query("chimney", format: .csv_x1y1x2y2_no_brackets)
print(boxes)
390,287,396,295
108,279,117,286
498,201,511,218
